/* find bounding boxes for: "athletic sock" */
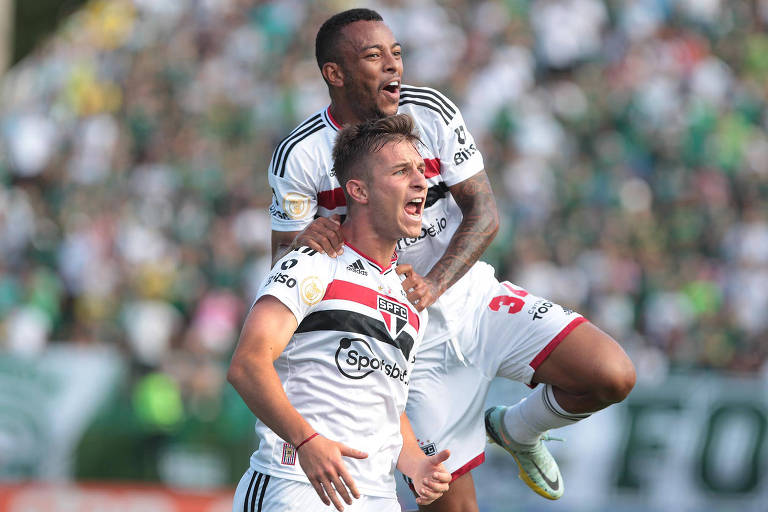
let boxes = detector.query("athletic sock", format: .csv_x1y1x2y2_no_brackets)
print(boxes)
502,384,592,446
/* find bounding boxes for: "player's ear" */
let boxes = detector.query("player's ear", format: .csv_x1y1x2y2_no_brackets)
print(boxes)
322,62,344,88
346,179,368,204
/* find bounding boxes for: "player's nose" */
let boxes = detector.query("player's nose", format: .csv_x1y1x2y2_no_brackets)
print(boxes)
411,168,427,190
383,50,400,74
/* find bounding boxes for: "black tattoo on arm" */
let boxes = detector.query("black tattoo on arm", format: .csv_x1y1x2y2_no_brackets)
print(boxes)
426,170,499,295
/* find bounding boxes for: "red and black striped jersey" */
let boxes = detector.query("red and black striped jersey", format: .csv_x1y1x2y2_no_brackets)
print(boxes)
249,244,427,498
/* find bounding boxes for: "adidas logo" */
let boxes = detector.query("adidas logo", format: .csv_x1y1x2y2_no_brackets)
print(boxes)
346,259,368,276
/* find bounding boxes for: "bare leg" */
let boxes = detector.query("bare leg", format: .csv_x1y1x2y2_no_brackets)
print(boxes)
532,322,636,413
416,472,479,512
501,321,636,446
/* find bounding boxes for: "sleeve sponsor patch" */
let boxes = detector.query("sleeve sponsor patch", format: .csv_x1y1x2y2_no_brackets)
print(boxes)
283,192,310,219
300,276,324,305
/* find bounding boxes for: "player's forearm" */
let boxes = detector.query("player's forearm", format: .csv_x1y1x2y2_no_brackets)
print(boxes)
272,244,293,267
271,230,299,266
228,354,315,447
396,412,428,477
426,172,499,294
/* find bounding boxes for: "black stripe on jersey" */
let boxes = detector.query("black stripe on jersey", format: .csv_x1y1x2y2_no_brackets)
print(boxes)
271,116,321,176
399,91,455,123
401,85,457,115
296,309,414,359
321,108,340,132
542,385,591,422
242,471,257,512
293,246,318,256
257,474,270,512
272,117,326,177
248,472,263,512
286,113,322,138
398,99,451,125
425,182,450,209
273,119,325,177
271,114,321,166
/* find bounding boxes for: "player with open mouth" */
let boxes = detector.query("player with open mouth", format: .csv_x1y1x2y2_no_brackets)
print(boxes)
267,8,636,511
230,114,451,512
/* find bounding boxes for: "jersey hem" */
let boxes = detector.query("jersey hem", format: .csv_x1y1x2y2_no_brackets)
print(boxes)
451,452,486,481
270,220,313,232
249,461,397,498
408,452,485,492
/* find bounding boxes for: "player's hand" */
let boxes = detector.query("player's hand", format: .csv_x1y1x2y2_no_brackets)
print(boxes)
297,434,368,511
396,264,441,311
292,215,344,257
410,449,452,506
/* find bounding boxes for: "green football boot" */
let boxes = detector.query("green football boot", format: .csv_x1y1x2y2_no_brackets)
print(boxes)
485,405,564,500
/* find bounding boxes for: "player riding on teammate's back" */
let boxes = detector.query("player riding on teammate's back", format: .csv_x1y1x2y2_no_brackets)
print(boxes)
268,8,636,511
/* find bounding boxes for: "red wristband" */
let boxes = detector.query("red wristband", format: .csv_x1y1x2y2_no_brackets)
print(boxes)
295,432,319,451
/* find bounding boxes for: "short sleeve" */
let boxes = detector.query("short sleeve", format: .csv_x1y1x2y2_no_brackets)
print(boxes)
267,147,320,233
255,248,333,324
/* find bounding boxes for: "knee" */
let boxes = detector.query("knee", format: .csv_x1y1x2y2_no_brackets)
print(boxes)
596,356,636,405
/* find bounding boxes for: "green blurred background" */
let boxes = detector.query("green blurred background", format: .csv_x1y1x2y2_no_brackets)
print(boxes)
0,1,766,511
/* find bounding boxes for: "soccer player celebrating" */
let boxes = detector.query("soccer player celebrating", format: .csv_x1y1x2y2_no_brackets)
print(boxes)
229,115,451,512
267,8,636,511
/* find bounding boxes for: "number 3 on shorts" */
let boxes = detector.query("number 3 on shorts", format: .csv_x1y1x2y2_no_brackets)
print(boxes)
488,283,529,314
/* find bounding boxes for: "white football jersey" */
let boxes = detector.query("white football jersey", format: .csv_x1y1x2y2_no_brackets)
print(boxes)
249,244,426,498
268,85,486,347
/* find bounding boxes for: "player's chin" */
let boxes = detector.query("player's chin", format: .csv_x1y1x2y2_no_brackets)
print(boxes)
400,219,422,238
378,100,399,117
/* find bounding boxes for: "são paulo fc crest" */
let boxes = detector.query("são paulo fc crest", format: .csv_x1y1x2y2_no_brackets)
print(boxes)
377,296,408,340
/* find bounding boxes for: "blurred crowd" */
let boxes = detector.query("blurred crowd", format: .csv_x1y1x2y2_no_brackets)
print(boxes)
1,0,768,423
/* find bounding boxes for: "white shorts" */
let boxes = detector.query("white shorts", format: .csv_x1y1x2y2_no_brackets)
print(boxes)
232,468,400,512
405,278,586,476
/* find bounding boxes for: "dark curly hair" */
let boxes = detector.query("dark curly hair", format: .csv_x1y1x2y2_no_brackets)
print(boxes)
315,8,383,70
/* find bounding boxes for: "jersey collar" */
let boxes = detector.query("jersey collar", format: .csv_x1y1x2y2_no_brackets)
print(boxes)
344,241,398,274
324,106,343,131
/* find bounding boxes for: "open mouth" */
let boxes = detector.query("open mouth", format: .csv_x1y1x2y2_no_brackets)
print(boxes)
382,80,400,97
404,197,424,219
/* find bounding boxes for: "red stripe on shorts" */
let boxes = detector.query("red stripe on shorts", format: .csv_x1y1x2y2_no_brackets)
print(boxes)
451,452,485,481
528,316,588,372
407,452,485,493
